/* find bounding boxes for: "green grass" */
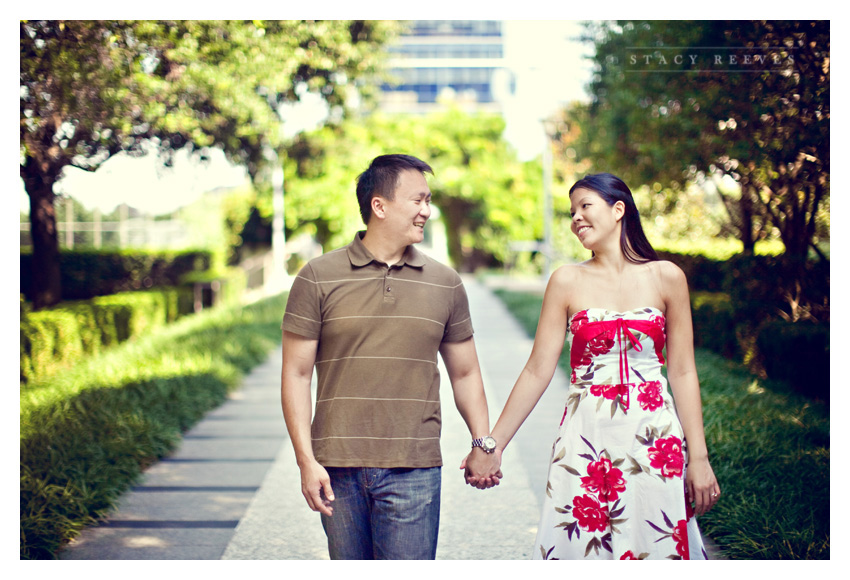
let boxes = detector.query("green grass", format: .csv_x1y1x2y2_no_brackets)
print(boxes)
652,238,786,260
493,289,830,560
20,293,287,559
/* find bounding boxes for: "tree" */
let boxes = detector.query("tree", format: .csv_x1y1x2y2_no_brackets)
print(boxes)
20,20,399,308
572,20,829,263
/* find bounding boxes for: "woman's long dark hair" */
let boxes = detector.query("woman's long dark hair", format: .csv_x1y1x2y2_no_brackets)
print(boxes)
569,173,659,264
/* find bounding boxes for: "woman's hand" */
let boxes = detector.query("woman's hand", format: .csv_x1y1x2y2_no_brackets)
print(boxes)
685,457,720,516
460,449,503,490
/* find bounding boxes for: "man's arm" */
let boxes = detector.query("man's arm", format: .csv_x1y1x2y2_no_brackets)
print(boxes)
439,337,502,489
281,330,334,516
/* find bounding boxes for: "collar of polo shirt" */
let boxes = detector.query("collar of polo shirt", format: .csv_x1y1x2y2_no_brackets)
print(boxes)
347,231,427,268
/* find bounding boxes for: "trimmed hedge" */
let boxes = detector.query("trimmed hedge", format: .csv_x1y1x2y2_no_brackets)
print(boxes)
757,319,830,401
20,288,193,384
690,291,740,359
658,249,829,398
20,292,288,559
20,249,212,301
657,250,829,321
656,250,725,292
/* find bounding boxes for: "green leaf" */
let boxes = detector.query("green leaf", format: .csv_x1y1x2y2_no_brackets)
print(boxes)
560,464,581,476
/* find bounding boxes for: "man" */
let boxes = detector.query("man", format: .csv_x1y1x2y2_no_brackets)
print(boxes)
281,154,502,560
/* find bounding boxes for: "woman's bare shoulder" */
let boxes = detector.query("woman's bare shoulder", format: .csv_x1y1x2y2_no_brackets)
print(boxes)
649,259,687,285
549,262,589,288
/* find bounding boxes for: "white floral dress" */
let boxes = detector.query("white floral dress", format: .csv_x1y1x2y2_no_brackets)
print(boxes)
534,307,707,560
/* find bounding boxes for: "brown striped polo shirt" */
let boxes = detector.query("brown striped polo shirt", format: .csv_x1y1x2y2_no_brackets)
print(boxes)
282,231,474,468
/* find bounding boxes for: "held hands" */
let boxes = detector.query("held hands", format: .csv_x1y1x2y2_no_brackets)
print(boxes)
685,457,720,516
460,448,503,490
300,459,335,517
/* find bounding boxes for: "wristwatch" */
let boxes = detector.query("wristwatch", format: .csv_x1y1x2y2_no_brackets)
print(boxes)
472,435,497,454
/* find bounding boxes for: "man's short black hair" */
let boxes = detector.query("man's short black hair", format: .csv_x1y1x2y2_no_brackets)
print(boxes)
355,154,433,225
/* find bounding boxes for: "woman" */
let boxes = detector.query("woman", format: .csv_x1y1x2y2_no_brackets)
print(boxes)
487,173,720,559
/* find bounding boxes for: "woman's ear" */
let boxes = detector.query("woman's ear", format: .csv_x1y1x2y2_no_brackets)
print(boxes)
613,200,626,222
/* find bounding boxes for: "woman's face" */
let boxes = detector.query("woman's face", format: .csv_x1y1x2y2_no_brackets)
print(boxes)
569,188,623,249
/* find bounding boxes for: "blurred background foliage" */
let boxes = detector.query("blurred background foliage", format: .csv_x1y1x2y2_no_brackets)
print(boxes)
21,19,829,304
276,110,544,270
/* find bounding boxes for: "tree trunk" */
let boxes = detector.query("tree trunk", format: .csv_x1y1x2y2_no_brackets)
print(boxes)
738,182,762,255
22,162,62,309
438,198,473,272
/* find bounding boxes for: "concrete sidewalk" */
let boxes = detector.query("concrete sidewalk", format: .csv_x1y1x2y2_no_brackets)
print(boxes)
59,276,722,560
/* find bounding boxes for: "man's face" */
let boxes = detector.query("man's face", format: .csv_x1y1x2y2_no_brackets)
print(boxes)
380,169,432,245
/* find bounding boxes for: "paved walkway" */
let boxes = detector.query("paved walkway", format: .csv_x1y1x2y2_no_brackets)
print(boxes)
59,276,722,560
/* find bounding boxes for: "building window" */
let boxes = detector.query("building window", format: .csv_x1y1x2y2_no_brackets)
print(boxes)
405,20,502,37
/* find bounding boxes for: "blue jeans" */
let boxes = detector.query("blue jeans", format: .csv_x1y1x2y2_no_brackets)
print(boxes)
320,467,441,560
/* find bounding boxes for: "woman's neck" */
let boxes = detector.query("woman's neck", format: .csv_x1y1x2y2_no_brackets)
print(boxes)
588,242,629,273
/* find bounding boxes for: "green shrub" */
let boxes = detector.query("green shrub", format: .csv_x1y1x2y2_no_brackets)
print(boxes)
656,250,726,292
20,288,193,383
20,292,287,559
721,254,830,325
690,291,740,358
756,319,830,401
181,266,248,310
20,309,86,385
20,249,212,301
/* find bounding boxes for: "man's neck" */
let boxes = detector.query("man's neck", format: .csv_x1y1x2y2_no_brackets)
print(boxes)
361,229,408,266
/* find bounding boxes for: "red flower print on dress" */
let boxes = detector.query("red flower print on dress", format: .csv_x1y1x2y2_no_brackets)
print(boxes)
637,381,664,412
684,484,696,520
570,310,589,334
647,511,692,560
575,351,593,369
620,551,638,560
672,519,690,559
572,315,617,368
590,383,621,401
572,494,609,533
588,332,615,358
648,435,685,479
580,457,627,503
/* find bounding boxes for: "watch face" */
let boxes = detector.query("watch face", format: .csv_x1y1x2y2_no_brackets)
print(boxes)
483,436,496,451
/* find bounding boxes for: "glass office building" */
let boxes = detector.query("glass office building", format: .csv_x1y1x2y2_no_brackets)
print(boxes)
380,20,513,114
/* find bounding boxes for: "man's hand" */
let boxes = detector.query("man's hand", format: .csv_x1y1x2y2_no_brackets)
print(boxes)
460,448,503,490
300,459,335,516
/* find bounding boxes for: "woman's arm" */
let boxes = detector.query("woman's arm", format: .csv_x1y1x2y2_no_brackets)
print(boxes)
489,267,572,453
440,336,502,489
661,261,721,515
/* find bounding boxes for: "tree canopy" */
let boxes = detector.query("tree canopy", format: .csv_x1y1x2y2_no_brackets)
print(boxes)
20,19,400,308
563,20,829,262
281,110,543,271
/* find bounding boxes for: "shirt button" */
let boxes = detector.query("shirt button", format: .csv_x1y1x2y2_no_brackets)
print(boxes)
386,287,392,292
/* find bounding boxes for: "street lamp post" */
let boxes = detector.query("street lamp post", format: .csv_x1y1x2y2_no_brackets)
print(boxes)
541,119,554,281
263,143,288,295
271,157,287,293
